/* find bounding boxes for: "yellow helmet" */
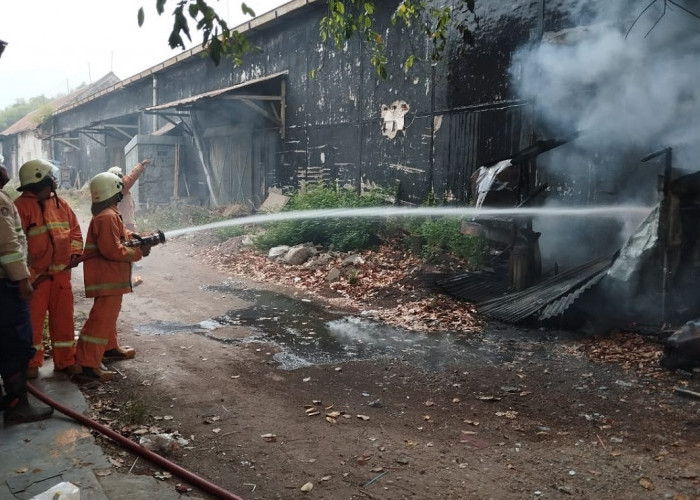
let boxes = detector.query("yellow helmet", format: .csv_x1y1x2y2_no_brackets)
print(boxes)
18,159,57,190
89,172,123,203
108,166,123,177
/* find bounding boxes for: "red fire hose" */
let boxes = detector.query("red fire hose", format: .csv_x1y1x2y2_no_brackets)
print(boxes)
27,383,245,500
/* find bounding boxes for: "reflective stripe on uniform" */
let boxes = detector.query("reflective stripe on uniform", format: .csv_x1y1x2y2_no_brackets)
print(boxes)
26,221,70,237
0,251,24,265
52,340,76,348
78,333,108,346
85,281,132,293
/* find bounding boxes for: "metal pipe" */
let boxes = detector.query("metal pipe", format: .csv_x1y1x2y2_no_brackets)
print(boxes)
26,383,246,500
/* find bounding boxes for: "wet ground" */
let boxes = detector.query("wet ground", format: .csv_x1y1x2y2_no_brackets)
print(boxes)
61,235,700,500
134,281,578,372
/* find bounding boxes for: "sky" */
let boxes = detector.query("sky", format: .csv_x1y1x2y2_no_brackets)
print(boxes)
0,0,288,110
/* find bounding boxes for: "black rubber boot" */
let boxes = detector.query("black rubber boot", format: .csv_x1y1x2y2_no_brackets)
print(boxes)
3,372,53,424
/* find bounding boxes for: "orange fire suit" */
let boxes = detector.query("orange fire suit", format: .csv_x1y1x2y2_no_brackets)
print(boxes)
75,206,145,370
118,162,147,232
15,192,83,371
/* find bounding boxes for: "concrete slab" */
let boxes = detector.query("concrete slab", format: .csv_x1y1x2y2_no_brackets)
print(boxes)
0,365,109,499
0,364,207,499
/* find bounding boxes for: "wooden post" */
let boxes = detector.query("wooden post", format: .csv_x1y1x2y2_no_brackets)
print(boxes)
173,143,180,199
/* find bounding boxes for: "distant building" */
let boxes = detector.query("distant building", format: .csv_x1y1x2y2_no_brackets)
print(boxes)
0,72,120,179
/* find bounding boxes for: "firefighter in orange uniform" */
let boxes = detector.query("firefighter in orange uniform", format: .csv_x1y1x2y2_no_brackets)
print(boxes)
14,159,83,378
75,172,152,382
108,158,150,232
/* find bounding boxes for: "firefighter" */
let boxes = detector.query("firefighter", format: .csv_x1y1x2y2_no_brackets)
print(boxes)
75,172,152,382
14,159,83,379
0,165,53,423
108,158,150,232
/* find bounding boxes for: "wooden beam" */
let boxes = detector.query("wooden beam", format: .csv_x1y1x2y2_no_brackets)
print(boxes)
79,130,106,147
280,78,286,139
105,124,137,140
53,137,80,151
240,98,281,126
222,95,281,101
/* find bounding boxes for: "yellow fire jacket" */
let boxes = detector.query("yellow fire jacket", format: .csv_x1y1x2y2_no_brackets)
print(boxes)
0,189,30,281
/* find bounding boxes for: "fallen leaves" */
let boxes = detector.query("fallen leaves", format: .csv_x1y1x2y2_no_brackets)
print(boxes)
562,332,667,378
198,241,482,333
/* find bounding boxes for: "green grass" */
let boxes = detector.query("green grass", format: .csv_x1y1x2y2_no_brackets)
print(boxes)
118,394,150,425
253,184,393,252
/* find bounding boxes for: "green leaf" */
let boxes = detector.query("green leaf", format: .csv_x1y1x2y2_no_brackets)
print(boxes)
137,7,145,27
168,32,184,49
156,0,166,15
241,2,256,17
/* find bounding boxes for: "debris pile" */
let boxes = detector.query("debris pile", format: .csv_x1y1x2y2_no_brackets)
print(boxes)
560,332,667,378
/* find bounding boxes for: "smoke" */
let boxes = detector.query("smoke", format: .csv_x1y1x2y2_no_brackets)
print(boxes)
509,0,700,268
514,1,700,164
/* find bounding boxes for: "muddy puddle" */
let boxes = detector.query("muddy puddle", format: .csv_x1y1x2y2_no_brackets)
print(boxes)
134,281,575,371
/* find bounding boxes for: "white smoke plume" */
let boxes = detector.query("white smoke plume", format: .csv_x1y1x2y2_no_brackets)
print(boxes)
509,0,700,268
513,0,700,171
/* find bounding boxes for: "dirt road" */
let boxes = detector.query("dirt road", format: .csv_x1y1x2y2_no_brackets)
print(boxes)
71,233,700,500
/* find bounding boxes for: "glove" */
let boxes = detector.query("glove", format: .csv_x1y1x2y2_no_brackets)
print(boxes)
140,244,153,257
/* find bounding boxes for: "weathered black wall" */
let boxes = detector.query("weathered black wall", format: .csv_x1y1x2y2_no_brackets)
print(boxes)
53,0,654,213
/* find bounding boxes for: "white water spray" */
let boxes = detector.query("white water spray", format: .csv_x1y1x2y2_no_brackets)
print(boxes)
164,205,653,240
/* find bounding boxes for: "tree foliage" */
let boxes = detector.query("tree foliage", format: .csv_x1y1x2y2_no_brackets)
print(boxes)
0,96,51,132
140,0,259,66
149,1,477,78
320,0,477,78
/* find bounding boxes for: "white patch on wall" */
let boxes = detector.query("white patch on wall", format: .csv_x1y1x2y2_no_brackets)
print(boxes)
380,100,410,139
433,115,443,134
388,163,424,174
320,152,325,164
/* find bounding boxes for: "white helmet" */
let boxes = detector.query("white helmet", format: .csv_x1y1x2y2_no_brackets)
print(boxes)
108,166,123,177
18,159,58,190
89,172,123,203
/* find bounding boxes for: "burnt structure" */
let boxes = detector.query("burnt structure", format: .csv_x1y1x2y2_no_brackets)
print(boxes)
2,0,699,333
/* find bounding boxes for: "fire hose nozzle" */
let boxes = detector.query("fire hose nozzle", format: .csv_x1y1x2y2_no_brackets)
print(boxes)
125,229,166,248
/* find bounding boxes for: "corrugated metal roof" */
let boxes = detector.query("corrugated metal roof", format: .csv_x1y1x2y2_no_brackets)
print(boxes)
144,71,288,112
53,0,317,115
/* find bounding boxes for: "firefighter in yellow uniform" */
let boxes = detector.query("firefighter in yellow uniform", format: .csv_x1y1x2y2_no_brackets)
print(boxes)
14,159,83,378
0,165,53,423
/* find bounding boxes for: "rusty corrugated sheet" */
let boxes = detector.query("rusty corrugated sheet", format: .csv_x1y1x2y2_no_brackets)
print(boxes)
477,257,611,323
425,270,509,303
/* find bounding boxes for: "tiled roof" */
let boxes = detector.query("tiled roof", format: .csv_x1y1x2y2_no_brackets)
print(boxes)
1,72,121,136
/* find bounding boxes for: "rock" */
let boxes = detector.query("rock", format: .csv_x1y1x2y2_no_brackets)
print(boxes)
268,246,290,259
342,254,364,266
285,244,317,265
326,267,341,282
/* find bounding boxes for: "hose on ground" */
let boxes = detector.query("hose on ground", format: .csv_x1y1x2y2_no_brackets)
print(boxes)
27,382,245,500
